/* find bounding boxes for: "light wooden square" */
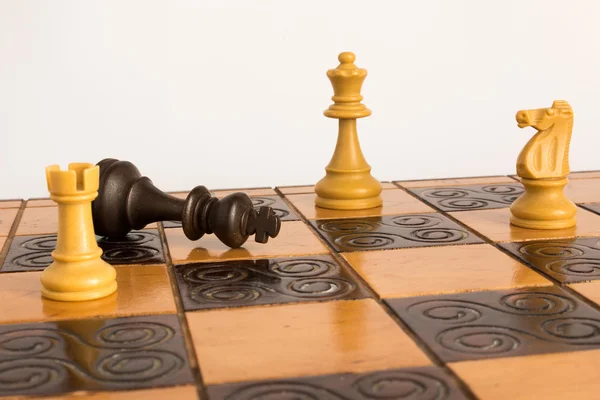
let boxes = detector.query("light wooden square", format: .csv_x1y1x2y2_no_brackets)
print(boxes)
569,171,600,180
36,386,199,400
0,200,22,209
276,185,316,195
25,198,56,207
212,187,277,198
565,178,600,203
166,220,329,264
285,189,434,220
170,187,277,200
0,265,176,324
449,349,600,400
15,206,156,235
15,206,58,235
0,208,19,236
569,281,600,306
449,207,600,243
395,176,517,188
343,243,552,298
277,182,397,195
186,299,432,385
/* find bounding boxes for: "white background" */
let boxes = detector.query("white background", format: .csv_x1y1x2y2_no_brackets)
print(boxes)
1,0,599,199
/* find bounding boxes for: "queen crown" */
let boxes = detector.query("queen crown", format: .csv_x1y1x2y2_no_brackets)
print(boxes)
46,163,100,195
324,52,371,119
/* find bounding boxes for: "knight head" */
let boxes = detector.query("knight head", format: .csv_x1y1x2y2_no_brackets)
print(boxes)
515,100,573,130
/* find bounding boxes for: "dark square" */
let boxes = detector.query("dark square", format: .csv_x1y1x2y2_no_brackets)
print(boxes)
163,195,299,228
310,213,484,252
251,195,300,221
173,254,370,311
386,285,600,363
0,314,194,397
1,229,165,272
501,237,600,283
206,366,469,400
409,183,524,212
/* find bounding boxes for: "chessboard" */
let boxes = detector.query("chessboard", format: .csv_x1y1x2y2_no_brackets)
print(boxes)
2,171,600,400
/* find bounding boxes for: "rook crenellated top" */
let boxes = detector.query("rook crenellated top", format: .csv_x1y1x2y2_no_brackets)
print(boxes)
46,163,100,196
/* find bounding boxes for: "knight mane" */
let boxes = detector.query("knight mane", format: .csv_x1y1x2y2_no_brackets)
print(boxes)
551,100,574,174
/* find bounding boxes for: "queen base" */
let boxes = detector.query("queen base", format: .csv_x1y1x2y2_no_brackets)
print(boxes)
314,193,382,210
509,177,577,230
314,172,383,210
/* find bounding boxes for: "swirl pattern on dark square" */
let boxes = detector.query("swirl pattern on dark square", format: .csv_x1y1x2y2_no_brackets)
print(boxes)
1,230,165,272
0,314,194,397
173,255,369,311
206,366,469,400
386,286,600,363
501,237,600,283
163,195,299,228
250,196,299,221
409,184,524,211
310,213,484,252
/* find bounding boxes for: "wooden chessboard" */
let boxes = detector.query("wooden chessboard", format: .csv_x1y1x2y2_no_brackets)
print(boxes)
2,171,600,399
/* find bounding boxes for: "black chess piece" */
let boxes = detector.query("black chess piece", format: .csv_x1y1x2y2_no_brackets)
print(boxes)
91,158,281,248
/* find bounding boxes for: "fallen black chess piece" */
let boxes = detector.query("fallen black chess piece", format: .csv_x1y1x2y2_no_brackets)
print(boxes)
91,158,281,248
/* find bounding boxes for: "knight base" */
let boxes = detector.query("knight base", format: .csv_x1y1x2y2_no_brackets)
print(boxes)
509,177,577,230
